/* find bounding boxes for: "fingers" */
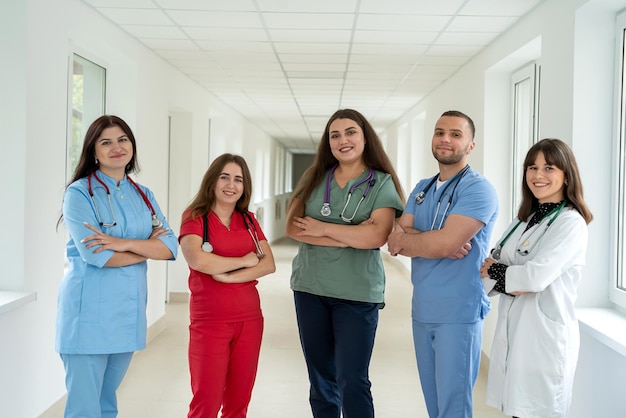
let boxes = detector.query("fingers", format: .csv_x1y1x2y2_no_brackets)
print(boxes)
83,222,100,233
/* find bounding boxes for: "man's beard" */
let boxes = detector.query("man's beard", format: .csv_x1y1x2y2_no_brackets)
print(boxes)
432,146,469,165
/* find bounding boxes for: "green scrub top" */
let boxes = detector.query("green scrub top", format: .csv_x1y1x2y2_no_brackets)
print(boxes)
290,169,404,303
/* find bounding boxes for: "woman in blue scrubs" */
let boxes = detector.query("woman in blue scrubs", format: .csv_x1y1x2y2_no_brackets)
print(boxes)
56,115,178,418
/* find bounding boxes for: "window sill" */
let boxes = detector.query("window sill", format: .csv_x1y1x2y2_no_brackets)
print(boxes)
0,291,37,315
577,307,626,357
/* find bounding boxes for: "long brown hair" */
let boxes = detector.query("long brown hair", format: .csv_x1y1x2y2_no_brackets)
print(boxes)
290,109,405,214
183,153,253,221
518,138,593,224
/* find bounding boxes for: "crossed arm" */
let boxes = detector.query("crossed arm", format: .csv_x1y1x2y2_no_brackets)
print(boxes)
180,233,276,284
286,197,396,249
81,222,174,266
387,213,483,259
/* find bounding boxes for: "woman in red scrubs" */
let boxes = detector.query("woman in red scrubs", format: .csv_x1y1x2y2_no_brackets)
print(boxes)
179,153,276,418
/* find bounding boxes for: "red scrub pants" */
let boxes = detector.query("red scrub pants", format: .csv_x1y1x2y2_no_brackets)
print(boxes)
187,318,264,418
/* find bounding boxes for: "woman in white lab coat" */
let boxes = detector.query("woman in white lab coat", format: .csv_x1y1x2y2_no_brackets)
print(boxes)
480,138,593,418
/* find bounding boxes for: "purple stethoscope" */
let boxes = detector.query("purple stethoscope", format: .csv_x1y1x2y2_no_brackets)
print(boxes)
321,164,376,223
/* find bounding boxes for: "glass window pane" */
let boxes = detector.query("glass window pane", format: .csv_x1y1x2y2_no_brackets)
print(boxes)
511,63,539,217
67,54,105,180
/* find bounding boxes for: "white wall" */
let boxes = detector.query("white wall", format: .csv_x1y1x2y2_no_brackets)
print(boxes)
0,0,281,416
4,0,626,416
382,0,626,417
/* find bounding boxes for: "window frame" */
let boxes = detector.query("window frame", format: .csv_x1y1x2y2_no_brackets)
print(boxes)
610,10,626,307
66,52,106,181
510,62,540,219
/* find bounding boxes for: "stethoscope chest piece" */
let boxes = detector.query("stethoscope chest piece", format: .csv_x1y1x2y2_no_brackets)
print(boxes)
415,191,426,204
321,165,375,223
152,216,163,229
202,242,213,253
491,247,502,261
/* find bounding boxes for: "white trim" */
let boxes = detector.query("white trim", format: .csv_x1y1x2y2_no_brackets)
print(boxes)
577,308,626,357
610,10,626,307
0,291,37,315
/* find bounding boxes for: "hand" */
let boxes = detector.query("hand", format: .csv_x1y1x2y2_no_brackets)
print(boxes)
480,257,496,278
241,252,260,268
387,224,405,256
293,216,326,237
212,273,229,283
149,227,170,239
81,222,127,253
449,241,471,259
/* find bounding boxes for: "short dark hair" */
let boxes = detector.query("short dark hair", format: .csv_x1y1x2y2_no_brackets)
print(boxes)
440,110,475,139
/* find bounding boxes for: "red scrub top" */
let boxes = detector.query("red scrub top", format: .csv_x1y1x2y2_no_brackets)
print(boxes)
180,210,266,322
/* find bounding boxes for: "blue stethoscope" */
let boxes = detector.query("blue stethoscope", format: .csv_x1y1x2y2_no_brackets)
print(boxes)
87,171,163,229
491,200,567,261
201,211,265,258
415,165,470,230
320,164,376,223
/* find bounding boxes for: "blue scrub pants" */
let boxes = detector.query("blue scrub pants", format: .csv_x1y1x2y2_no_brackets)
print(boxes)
294,291,379,418
60,352,134,418
412,320,483,418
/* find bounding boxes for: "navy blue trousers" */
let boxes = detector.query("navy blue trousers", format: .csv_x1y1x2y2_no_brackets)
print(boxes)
294,291,379,418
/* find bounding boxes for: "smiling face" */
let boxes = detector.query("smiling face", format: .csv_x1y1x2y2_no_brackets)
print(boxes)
526,151,566,203
213,162,245,207
431,115,475,166
328,118,365,165
94,125,134,179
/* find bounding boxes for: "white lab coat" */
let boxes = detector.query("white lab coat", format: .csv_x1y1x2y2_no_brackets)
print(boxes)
484,207,587,418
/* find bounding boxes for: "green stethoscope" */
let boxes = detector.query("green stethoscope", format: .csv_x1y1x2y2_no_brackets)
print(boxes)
491,200,567,261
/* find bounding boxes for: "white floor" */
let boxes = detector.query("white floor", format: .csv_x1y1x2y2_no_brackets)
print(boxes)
42,239,508,418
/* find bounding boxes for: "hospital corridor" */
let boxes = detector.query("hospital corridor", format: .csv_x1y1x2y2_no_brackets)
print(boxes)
40,238,507,418
5,0,626,416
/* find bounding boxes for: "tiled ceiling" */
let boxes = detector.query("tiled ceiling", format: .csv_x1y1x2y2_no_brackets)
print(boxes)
81,0,543,152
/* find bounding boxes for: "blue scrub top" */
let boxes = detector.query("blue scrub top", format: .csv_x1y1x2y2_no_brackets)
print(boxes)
404,167,498,323
56,171,178,354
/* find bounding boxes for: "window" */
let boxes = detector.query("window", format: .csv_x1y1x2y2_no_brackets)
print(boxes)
511,63,540,216
67,54,106,180
274,146,285,195
396,123,409,194
611,10,626,306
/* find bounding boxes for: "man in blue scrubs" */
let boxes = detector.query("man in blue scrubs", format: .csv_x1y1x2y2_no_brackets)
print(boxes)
388,110,499,418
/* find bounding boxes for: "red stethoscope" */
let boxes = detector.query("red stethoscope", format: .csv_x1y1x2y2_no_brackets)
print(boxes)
87,171,163,229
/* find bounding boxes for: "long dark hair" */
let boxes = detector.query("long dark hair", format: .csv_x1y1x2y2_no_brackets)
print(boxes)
68,115,139,185
58,115,139,227
518,138,593,224
290,109,405,214
183,153,252,222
